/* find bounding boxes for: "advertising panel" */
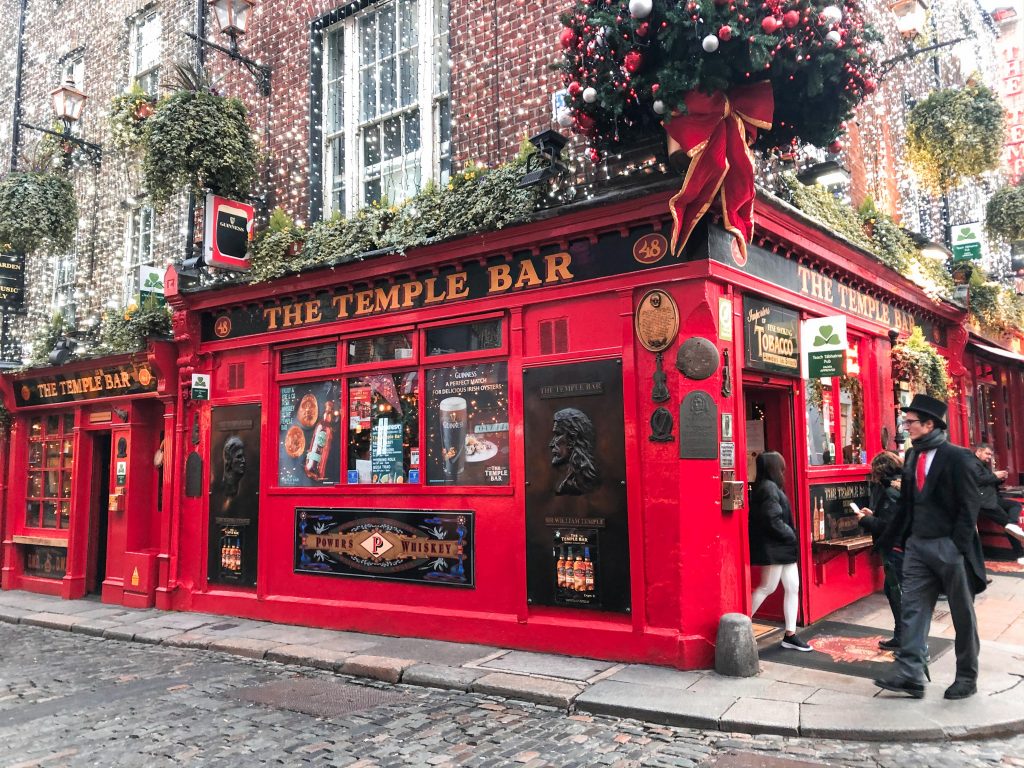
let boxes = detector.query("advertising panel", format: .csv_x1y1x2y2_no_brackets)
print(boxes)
278,381,341,487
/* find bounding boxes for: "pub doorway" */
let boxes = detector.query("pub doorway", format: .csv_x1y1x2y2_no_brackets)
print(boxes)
86,432,112,595
743,380,801,624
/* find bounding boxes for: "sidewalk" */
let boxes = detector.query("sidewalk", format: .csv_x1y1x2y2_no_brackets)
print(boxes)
1,572,1022,742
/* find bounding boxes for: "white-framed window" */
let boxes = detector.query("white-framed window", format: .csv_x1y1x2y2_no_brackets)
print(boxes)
130,8,161,95
122,205,155,305
322,0,450,217
52,251,77,324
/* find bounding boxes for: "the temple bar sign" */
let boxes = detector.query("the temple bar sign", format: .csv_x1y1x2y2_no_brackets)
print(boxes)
204,194,254,272
14,363,157,407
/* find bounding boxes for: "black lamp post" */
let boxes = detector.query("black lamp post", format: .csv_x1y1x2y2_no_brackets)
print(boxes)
184,0,271,96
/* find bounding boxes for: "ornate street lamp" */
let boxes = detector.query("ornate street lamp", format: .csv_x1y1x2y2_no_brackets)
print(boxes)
18,77,102,165
889,0,928,38
184,0,271,96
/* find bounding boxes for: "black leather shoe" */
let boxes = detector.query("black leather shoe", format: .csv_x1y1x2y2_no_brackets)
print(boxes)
944,680,977,700
873,675,925,698
878,637,901,650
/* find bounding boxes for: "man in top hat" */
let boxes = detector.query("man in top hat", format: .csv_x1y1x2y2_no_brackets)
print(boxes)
874,394,985,700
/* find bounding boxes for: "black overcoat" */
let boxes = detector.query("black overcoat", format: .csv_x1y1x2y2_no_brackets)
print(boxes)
878,442,987,595
748,479,798,566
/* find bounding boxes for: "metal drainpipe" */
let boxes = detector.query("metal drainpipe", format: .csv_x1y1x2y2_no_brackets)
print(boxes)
9,0,27,173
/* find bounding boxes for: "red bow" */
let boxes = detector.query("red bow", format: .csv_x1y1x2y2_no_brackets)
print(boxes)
664,83,774,258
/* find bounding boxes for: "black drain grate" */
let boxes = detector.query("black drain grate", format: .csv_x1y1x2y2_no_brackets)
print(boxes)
231,678,406,718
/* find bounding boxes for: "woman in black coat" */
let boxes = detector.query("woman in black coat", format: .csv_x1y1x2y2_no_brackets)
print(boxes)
853,451,904,650
749,451,810,651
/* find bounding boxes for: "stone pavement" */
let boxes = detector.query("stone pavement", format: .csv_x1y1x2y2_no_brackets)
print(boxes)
1,570,1022,742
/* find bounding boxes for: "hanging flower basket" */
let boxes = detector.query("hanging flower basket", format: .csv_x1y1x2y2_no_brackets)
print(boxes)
0,170,77,254
890,327,952,399
905,84,1005,195
985,182,1024,245
557,0,877,256
141,64,257,208
108,84,158,153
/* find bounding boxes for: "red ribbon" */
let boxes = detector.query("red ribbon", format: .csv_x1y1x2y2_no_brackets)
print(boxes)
664,83,774,258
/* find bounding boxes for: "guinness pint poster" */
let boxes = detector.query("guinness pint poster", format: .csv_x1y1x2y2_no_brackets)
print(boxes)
278,380,341,487
425,362,509,485
523,359,629,613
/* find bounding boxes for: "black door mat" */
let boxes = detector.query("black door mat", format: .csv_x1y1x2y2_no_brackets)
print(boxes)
759,620,952,679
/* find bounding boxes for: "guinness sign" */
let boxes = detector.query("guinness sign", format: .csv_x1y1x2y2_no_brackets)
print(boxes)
204,194,254,272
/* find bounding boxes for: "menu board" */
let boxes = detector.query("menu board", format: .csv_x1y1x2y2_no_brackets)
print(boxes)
370,419,405,483
278,380,341,487
425,362,509,485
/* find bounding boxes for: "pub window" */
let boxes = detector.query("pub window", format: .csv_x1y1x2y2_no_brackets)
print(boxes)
280,342,339,374
26,413,74,529
805,341,866,467
347,371,419,483
278,379,342,487
129,8,161,96
122,205,155,306
424,318,502,356
347,331,414,365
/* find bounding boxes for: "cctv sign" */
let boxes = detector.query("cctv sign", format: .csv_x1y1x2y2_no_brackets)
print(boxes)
203,194,254,272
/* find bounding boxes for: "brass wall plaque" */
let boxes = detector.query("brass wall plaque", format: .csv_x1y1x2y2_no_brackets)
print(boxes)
676,337,719,380
635,289,679,353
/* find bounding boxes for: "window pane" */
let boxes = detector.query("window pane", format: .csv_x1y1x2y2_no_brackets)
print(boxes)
28,473,42,498
839,375,865,465
42,502,57,528
383,116,402,162
400,51,417,107
379,3,396,59
28,443,42,467
361,67,377,122
348,332,414,364
806,380,836,466
278,380,342,487
402,0,419,48
25,501,39,527
347,371,420,484
425,319,502,356
359,15,376,68
59,502,70,529
404,109,421,153
380,57,397,113
45,444,60,468
364,178,381,205
60,472,72,498
47,415,59,434
44,471,59,497
363,127,380,167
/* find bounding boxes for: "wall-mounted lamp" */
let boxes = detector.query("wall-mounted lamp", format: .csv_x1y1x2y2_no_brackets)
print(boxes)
889,0,928,38
19,77,103,166
184,0,271,96
519,130,569,188
904,229,952,263
796,160,851,188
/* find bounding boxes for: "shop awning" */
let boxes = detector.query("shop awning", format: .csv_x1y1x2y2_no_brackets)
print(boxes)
969,340,1024,365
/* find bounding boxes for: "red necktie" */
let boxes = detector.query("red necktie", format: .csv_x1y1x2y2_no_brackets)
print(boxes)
916,453,927,491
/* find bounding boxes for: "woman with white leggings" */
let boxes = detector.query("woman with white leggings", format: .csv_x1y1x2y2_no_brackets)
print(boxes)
748,451,811,651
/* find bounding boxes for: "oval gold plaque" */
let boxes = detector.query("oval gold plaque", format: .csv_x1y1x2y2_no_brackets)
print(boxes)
635,289,680,353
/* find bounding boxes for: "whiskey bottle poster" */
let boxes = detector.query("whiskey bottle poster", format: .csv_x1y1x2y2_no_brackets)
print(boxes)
208,404,261,587
523,359,630,613
278,380,341,487
809,481,870,542
425,362,509,485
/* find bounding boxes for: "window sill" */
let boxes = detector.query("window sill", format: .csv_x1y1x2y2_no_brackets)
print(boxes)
266,485,513,497
12,534,68,548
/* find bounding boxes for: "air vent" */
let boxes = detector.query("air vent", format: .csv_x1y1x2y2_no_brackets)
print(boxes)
279,343,338,373
228,363,245,390
539,318,568,355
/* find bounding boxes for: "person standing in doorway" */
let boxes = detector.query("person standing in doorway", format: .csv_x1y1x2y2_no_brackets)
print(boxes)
852,451,905,650
749,451,811,651
874,394,985,700
972,443,1024,564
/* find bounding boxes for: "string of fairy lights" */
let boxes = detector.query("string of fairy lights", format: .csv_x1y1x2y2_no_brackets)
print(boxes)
0,0,1015,365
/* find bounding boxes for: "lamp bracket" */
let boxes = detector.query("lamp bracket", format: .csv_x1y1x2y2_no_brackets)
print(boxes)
183,31,272,96
878,35,972,80
18,121,102,166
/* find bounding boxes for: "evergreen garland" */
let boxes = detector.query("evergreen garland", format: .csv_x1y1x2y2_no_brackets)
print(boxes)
557,0,878,159
95,294,172,355
905,84,1006,195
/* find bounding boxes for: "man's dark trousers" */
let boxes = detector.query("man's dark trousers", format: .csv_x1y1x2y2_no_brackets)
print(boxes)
895,535,979,684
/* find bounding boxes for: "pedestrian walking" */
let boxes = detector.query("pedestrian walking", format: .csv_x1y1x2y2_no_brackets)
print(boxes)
748,451,811,651
873,394,985,700
852,451,904,650
972,443,1024,564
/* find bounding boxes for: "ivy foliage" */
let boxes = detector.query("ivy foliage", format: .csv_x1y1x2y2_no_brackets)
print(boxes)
250,156,540,283
0,170,77,254
891,327,952,399
967,266,1024,336
96,293,172,355
985,182,1024,243
108,83,157,153
905,84,1006,195
26,313,66,368
141,64,257,208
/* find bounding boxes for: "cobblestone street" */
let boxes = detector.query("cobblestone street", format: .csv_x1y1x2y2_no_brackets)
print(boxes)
2,624,1023,768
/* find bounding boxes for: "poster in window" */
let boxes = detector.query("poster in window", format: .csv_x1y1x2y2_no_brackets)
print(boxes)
349,385,372,431
278,380,341,487
425,362,509,485
371,419,405,483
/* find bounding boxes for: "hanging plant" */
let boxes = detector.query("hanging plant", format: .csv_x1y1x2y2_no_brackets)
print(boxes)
141,63,257,208
890,327,952,399
905,84,1005,195
250,207,311,282
985,182,1024,244
95,293,172,354
966,267,1024,336
109,83,157,153
0,140,77,254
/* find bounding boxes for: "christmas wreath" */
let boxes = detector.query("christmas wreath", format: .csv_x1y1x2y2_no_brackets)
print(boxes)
558,0,877,253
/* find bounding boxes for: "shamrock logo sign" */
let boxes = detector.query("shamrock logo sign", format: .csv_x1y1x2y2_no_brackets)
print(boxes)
813,325,840,347
143,273,163,290
957,226,977,241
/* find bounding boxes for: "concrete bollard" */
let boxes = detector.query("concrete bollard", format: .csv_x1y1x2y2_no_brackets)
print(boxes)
715,612,759,677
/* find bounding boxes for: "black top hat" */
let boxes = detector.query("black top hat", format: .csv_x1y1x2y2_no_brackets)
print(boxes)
901,394,948,430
